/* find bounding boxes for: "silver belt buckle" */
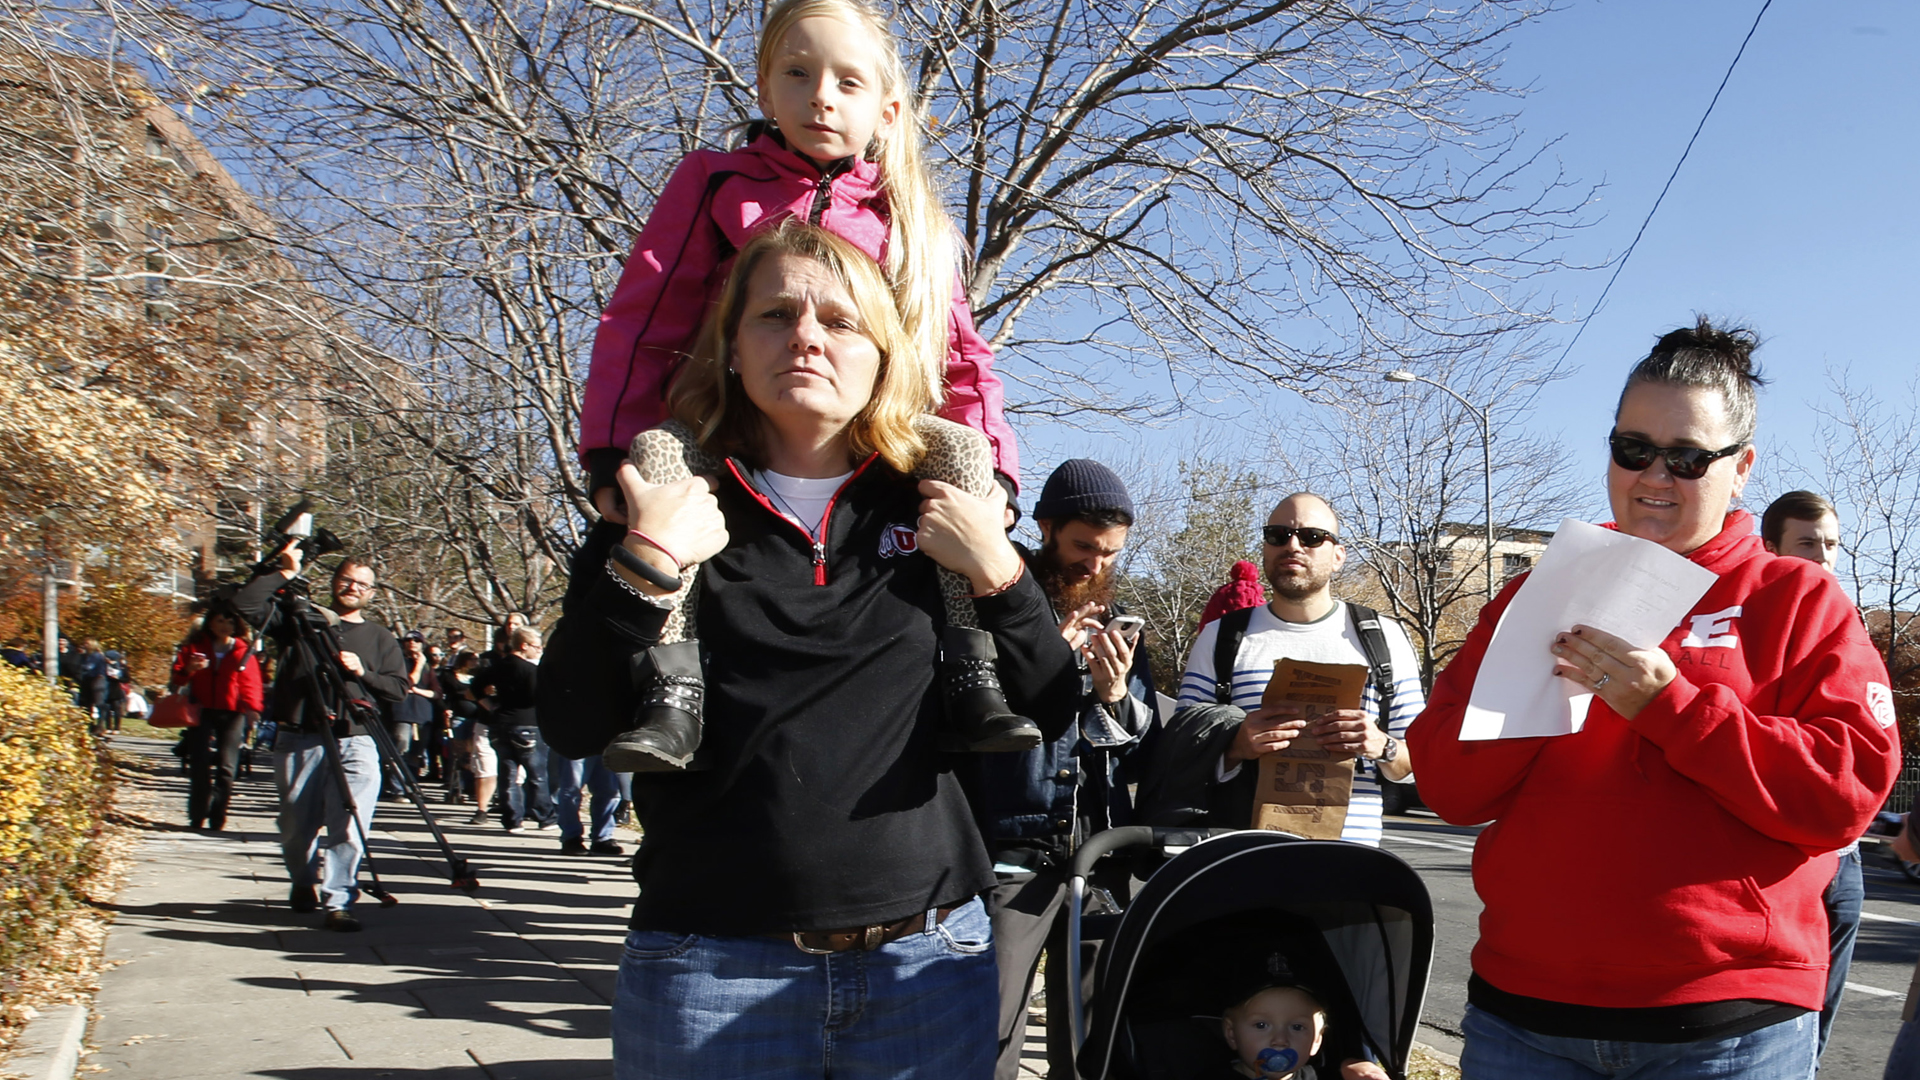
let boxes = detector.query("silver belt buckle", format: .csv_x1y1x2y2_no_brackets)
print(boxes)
792,932,835,955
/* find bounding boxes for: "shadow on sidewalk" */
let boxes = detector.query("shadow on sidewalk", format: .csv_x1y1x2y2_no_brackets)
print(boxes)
90,738,633,1074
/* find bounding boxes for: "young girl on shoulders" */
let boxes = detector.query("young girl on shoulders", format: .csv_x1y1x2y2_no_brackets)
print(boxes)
575,0,1033,772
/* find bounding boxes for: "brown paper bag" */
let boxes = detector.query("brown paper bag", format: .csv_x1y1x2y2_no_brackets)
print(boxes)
1251,659,1370,838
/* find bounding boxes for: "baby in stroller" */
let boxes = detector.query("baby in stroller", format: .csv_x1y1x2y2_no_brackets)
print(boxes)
1073,830,1432,1080
1216,971,1388,1080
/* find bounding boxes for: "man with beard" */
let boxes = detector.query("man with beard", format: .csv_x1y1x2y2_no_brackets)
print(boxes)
234,551,408,932
964,458,1158,1080
1174,492,1420,846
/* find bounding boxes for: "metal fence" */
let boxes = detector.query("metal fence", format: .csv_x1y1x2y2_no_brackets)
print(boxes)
1888,751,1920,816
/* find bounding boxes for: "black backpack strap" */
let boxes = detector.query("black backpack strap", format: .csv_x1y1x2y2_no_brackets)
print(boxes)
1212,606,1255,705
1345,602,1396,733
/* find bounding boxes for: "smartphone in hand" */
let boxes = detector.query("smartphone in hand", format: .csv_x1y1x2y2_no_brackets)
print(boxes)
1103,614,1145,644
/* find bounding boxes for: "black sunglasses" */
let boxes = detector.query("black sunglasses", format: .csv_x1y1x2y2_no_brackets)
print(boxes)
1607,434,1746,480
1262,525,1339,548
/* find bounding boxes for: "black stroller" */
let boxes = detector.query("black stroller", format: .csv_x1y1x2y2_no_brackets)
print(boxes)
1067,828,1434,1080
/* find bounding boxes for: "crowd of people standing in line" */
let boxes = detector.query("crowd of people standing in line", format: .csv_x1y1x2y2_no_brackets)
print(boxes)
28,0,1915,1074
520,0,1905,1064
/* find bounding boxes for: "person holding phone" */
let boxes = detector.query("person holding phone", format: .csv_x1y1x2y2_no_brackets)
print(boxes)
961,457,1160,1080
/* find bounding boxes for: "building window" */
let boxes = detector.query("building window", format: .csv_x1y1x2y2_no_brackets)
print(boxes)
1503,553,1532,580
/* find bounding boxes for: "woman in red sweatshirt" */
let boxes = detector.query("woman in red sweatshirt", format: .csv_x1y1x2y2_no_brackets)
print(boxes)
171,606,266,831
1408,318,1899,1078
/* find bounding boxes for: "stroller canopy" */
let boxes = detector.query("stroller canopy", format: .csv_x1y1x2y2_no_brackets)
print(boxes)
1077,831,1434,1080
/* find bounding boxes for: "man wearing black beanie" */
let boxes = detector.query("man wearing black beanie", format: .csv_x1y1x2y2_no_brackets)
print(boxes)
964,457,1158,1080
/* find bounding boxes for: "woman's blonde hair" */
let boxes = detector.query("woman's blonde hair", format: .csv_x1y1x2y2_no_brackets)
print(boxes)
756,0,957,400
668,219,935,472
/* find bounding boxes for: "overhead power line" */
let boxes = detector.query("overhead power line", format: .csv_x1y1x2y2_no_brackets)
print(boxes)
1556,0,1777,366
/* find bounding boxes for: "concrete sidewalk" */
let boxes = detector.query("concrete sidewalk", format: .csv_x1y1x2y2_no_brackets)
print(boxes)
87,737,636,1080
84,738,1057,1079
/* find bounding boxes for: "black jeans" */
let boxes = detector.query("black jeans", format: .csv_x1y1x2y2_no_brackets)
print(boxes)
184,710,248,828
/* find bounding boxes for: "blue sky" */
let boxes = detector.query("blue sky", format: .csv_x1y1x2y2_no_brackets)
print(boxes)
1027,0,1918,519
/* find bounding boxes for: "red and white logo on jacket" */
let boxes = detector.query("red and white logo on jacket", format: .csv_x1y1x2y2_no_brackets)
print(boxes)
1868,682,1897,728
1681,606,1742,649
878,524,919,559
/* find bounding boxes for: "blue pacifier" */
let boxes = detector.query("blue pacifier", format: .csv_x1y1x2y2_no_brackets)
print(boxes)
1256,1047,1300,1075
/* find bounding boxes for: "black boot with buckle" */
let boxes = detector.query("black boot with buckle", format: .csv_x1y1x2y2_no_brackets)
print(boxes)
603,641,709,772
938,626,1042,753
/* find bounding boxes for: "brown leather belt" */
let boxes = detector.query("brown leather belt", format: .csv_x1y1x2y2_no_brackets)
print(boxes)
773,905,958,954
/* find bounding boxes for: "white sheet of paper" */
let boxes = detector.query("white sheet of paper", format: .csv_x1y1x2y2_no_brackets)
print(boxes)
1461,518,1719,740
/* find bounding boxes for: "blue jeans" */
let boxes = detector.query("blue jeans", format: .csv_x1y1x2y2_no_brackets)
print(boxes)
1817,848,1864,1065
1461,1002,1816,1079
611,895,998,1079
547,753,623,843
274,732,381,912
496,726,553,828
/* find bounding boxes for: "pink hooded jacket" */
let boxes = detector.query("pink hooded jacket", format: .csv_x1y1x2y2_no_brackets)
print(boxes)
579,133,1018,493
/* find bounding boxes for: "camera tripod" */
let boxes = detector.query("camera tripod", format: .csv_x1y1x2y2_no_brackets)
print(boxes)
265,580,480,903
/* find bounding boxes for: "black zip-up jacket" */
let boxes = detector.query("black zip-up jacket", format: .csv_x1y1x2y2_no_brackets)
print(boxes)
481,653,538,729
232,571,408,736
541,456,1080,935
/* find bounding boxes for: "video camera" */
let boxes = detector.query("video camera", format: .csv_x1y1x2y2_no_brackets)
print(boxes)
233,500,480,895
250,498,346,580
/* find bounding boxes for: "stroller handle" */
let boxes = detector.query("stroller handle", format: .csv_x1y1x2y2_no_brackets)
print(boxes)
1069,826,1235,881
1067,825,1239,1065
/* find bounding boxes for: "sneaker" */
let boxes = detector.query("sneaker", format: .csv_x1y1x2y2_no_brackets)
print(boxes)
559,837,588,856
532,820,555,831
504,822,528,833
590,840,626,856
322,910,363,933
467,811,492,826
290,884,320,913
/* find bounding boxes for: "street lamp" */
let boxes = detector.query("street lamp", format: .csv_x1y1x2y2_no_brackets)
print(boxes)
1385,370,1496,601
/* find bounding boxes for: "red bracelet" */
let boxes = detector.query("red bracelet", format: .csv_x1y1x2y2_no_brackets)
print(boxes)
625,529,683,570
969,561,1025,599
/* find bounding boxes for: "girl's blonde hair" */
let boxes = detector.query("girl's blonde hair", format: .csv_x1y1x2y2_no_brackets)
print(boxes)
756,0,956,401
668,219,935,472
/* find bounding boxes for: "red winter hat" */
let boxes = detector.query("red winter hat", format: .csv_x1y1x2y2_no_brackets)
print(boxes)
1198,560,1266,628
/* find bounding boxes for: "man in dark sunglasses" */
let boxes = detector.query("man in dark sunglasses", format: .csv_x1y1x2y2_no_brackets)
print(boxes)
1162,493,1420,847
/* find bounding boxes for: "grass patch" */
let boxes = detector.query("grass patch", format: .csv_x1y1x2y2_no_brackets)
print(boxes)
112,716,182,741
1407,1044,1461,1079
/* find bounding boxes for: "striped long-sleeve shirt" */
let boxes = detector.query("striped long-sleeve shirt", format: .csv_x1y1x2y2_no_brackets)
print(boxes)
1176,602,1426,846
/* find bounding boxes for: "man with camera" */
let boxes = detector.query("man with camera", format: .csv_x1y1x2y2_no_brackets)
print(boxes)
963,458,1158,1080
234,547,408,932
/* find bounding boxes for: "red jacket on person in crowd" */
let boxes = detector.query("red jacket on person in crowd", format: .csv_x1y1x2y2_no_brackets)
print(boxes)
169,636,265,714
576,132,1017,491
1408,510,1900,1013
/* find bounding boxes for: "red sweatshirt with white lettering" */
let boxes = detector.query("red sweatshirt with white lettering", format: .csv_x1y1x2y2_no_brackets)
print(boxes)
1409,510,1900,1011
